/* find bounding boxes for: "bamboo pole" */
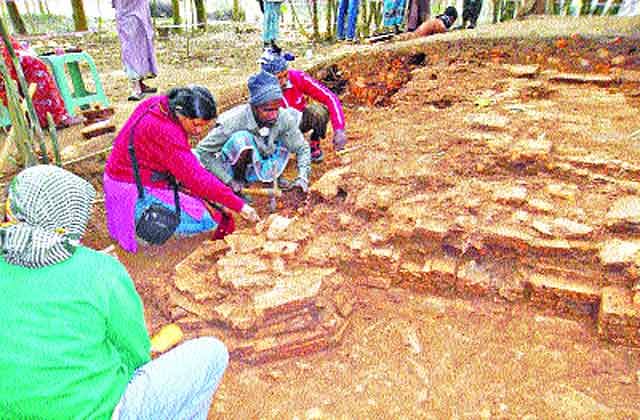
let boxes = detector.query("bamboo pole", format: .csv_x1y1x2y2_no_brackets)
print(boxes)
0,16,48,163
6,0,27,34
0,55,36,166
46,113,61,166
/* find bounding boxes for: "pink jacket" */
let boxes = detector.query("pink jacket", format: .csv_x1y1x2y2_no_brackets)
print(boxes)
281,69,345,131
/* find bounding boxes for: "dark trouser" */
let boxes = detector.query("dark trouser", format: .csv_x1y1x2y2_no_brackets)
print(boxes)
407,0,430,31
300,103,330,142
462,0,482,26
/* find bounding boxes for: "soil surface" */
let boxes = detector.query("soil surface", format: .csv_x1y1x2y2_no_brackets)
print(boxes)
6,16,640,418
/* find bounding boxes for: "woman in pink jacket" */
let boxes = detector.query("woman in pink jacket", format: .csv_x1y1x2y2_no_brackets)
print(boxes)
261,51,347,163
104,85,259,253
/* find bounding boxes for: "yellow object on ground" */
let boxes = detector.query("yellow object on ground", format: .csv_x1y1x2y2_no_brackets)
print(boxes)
150,323,184,354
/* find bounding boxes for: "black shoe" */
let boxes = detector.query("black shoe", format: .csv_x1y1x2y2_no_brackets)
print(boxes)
127,92,145,101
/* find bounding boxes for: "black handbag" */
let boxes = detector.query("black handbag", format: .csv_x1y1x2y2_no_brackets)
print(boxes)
128,112,181,245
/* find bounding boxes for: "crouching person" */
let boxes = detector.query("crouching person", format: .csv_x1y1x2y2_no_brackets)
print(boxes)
104,85,259,253
260,50,347,163
195,70,311,195
0,165,229,419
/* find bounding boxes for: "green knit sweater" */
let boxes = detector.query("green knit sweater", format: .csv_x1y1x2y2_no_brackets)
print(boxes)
0,247,151,419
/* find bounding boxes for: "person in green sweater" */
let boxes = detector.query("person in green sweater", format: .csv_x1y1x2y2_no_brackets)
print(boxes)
0,165,228,419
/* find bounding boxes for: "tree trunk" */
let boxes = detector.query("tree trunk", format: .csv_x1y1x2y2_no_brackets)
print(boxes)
38,0,46,14
194,0,206,29
325,0,334,37
533,0,546,13
232,0,242,21
172,0,182,25
71,0,88,31
311,0,319,39
6,1,27,34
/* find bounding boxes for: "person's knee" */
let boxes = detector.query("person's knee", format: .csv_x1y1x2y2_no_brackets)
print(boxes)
193,336,229,375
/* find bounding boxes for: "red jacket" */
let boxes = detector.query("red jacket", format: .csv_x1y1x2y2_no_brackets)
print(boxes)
281,69,345,131
105,95,244,213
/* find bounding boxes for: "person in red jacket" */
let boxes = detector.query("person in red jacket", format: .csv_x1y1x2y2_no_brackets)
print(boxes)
260,50,347,163
0,36,81,128
104,85,259,253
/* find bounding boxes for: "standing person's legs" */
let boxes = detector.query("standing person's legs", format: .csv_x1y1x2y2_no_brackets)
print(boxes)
336,0,349,39
461,0,472,26
423,0,430,20
393,0,406,27
407,0,420,30
469,0,482,27
346,0,361,40
115,337,229,420
272,2,282,42
263,2,278,44
383,0,395,27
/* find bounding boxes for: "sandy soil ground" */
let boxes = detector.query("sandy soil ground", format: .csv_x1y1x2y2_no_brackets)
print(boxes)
4,16,640,419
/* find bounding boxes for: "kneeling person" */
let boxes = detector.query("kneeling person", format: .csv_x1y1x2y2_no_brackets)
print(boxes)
195,71,311,194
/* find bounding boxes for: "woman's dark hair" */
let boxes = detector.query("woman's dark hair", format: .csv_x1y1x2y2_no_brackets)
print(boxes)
444,6,458,20
167,85,217,120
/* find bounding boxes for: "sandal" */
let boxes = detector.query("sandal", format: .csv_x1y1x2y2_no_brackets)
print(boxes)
141,82,158,94
128,92,145,101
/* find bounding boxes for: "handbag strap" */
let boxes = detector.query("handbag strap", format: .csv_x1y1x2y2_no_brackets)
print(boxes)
126,107,181,218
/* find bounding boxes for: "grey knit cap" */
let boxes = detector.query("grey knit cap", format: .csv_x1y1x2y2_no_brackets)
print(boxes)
248,71,283,106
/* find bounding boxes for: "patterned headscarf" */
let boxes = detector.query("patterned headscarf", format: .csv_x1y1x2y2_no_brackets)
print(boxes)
0,165,96,268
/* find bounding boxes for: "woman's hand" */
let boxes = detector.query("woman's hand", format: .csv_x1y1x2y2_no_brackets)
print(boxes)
239,203,260,223
230,179,245,194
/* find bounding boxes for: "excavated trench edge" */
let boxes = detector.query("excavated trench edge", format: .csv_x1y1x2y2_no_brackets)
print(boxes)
167,35,640,364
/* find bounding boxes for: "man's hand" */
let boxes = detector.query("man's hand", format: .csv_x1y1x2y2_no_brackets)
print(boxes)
230,179,244,194
278,177,308,193
239,203,260,223
291,177,309,193
333,129,347,151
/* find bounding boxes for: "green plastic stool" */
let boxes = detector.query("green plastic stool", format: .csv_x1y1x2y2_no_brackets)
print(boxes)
39,52,109,116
